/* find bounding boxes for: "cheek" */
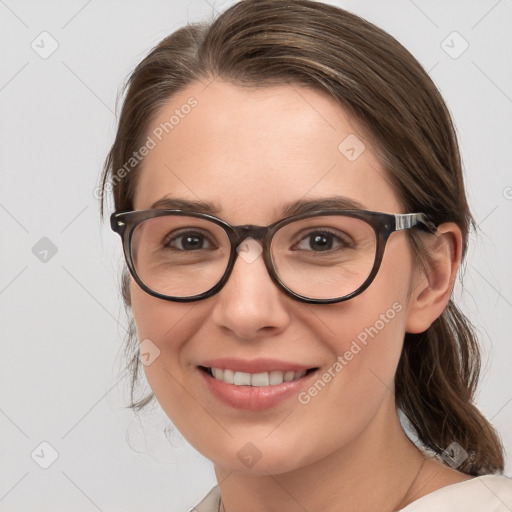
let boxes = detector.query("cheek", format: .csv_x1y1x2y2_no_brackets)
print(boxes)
129,280,196,389
301,299,407,420
298,239,414,418
130,279,199,343
129,282,210,436
340,238,413,374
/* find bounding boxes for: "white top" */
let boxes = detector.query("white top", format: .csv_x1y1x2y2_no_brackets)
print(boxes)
193,475,512,512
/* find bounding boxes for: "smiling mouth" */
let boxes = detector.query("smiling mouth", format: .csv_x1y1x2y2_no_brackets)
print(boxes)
198,366,318,386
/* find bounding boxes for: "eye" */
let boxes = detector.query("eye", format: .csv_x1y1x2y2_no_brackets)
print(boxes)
164,230,216,251
292,229,351,252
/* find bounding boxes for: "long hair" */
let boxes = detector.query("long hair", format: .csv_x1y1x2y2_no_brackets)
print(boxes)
101,0,504,475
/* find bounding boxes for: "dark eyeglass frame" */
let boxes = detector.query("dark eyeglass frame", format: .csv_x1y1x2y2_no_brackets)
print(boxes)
110,209,438,304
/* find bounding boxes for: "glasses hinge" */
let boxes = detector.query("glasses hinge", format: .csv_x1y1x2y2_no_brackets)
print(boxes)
395,214,417,230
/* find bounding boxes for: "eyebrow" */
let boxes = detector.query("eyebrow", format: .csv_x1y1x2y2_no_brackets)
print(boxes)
150,195,366,219
279,196,365,217
150,197,220,214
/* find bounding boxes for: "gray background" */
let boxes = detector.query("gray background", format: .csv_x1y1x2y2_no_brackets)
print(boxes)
1,0,511,511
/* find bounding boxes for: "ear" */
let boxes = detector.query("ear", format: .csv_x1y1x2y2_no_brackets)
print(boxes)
405,222,463,334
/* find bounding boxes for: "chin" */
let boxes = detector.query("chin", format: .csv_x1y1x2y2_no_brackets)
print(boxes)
186,428,330,476
212,447,312,475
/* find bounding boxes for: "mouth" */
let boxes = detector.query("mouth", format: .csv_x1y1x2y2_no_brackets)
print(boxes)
198,366,318,386
197,361,319,410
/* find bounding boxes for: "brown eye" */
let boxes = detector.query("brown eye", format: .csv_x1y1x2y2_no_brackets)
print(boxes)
292,229,351,252
164,230,216,251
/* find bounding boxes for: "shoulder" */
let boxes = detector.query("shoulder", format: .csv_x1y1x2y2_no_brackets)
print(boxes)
191,486,221,512
400,474,512,512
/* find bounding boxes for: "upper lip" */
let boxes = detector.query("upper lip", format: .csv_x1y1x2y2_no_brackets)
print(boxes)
198,357,317,373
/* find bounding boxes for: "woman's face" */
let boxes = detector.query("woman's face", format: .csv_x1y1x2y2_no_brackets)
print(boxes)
130,80,422,474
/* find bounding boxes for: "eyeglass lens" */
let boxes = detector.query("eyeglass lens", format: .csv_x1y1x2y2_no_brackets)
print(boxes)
130,214,377,300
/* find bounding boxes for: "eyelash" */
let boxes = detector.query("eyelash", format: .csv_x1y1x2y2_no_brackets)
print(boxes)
163,230,216,250
292,229,352,252
162,228,351,251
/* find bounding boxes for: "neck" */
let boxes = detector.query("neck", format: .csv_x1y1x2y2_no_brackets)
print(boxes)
214,398,425,512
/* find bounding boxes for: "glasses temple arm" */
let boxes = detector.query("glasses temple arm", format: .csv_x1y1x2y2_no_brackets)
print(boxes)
394,213,439,235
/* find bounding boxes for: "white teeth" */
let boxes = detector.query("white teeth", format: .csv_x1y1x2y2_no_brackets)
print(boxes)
251,372,270,386
208,368,309,386
284,370,295,382
212,368,223,380
233,371,251,386
269,370,284,385
223,369,235,384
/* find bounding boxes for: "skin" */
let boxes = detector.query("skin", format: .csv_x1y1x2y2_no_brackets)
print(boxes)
130,80,470,511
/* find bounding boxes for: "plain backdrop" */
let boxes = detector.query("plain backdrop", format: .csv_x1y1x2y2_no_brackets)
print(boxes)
1,1,511,511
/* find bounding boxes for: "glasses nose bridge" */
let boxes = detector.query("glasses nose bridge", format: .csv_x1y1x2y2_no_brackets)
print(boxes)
228,223,277,292
232,224,270,244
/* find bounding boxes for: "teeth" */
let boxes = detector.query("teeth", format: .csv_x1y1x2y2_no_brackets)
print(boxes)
233,371,251,386
284,370,295,382
251,372,269,386
269,370,284,385
212,368,223,380
208,368,308,386
223,369,235,384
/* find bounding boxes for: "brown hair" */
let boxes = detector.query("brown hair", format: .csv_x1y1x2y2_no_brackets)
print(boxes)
101,0,504,475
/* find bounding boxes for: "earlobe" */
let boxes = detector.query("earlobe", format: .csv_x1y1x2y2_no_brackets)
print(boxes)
405,222,463,334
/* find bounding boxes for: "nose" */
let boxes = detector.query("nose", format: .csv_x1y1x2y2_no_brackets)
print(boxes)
210,239,291,341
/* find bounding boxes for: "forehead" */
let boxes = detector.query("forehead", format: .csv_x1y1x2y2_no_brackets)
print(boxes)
133,80,401,222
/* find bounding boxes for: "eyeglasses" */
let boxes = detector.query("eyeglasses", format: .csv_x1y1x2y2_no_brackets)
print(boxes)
110,209,437,304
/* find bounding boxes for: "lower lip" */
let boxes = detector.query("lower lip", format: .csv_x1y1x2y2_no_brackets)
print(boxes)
199,369,317,411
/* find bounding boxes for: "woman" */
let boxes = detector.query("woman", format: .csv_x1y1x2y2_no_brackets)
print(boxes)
101,1,511,510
